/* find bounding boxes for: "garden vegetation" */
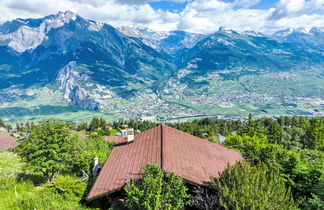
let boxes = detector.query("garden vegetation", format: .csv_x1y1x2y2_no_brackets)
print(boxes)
0,115,322,209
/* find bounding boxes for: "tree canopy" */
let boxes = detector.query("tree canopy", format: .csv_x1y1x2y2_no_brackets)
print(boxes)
211,161,295,210
124,164,190,210
19,120,83,181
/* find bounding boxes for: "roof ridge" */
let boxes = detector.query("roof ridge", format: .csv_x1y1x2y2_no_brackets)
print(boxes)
87,124,243,201
162,124,234,152
161,124,163,170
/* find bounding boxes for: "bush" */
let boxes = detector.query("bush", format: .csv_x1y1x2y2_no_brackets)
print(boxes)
124,164,191,210
76,134,113,174
211,162,295,210
0,176,89,209
43,175,87,202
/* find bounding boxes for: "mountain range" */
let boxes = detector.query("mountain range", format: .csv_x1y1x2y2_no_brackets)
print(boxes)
0,11,323,122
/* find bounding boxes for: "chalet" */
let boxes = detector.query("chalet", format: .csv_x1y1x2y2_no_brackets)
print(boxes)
0,132,19,151
87,125,242,201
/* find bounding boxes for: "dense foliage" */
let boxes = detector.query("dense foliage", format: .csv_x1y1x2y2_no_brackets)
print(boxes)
168,115,324,208
124,164,190,210
0,119,113,209
20,120,84,181
0,152,92,209
0,115,323,209
211,161,294,209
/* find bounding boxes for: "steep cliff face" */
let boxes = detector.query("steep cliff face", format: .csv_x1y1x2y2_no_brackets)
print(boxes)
57,61,100,110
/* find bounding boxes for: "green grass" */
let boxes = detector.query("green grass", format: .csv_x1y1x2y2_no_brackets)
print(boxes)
109,128,120,135
0,152,92,209
0,87,121,124
0,152,23,176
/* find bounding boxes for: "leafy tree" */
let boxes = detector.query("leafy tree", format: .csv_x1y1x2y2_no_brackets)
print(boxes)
76,122,88,131
238,114,266,138
124,164,190,210
282,127,305,149
303,176,324,209
6,123,12,132
211,161,295,210
306,119,324,150
77,134,114,174
89,118,100,132
224,134,268,164
20,120,83,181
284,150,324,204
0,118,5,127
267,120,283,144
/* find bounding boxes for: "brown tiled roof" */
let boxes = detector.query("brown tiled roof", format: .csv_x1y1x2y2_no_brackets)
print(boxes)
0,132,19,151
69,130,87,139
87,125,242,200
103,136,128,145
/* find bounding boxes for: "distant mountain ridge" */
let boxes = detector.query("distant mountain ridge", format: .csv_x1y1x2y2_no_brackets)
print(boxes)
0,11,323,115
0,11,175,109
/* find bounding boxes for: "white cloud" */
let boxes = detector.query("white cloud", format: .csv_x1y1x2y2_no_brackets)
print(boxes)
177,0,324,33
269,0,324,20
0,0,323,34
115,0,188,5
178,0,271,33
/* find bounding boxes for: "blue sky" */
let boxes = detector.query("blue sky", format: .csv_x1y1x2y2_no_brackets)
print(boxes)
0,0,323,33
149,1,189,12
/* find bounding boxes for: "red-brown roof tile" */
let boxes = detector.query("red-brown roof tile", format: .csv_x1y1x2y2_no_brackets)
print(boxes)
87,125,242,200
70,130,87,139
0,132,19,151
103,136,127,145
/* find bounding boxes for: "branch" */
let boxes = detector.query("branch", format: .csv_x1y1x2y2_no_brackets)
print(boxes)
76,170,89,183
15,186,19,199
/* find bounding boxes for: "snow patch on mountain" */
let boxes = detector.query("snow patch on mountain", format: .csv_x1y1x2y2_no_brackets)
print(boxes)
273,27,311,37
242,30,265,37
218,26,238,34
88,21,104,32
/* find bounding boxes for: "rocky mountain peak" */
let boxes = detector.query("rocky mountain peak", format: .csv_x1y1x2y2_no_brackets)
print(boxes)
273,27,310,37
0,11,84,53
218,26,237,34
242,30,265,37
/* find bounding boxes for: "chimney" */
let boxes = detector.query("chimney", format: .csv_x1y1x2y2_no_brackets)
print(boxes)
94,157,98,166
92,157,100,177
127,128,134,143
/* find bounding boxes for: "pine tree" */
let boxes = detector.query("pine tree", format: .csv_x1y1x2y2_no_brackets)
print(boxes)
212,162,295,210
307,119,324,150
267,121,283,144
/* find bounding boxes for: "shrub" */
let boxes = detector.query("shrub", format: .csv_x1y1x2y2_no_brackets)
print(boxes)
211,162,295,210
124,164,191,210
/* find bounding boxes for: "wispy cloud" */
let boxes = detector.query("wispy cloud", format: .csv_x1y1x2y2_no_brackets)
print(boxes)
269,0,324,20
